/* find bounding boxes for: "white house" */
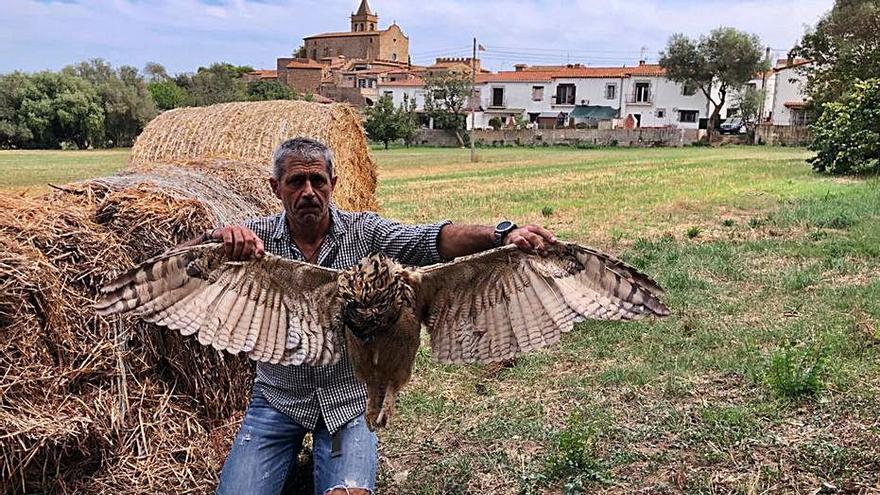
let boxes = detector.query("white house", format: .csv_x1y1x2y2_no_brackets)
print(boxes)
770,59,811,126
377,61,713,130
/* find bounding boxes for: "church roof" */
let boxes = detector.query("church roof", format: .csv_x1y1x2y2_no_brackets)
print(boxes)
355,0,374,16
304,30,384,39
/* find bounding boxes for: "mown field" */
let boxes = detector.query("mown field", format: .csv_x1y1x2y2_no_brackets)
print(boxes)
2,146,878,493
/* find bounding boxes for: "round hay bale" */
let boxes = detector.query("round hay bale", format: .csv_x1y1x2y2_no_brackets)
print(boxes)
130,100,378,212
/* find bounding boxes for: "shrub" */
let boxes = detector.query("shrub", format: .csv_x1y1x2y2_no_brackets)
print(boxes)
488,116,503,130
686,226,702,238
764,344,826,399
542,410,609,493
809,78,880,175
541,205,554,217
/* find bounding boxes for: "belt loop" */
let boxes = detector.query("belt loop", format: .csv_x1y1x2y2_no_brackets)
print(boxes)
331,430,343,458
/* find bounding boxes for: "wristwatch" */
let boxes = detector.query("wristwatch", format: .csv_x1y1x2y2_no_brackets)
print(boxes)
494,220,517,247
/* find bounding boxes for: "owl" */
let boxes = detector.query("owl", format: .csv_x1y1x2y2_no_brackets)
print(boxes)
97,241,669,430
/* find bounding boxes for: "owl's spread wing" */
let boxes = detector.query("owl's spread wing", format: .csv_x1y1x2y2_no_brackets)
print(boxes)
418,242,670,364
96,243,342,366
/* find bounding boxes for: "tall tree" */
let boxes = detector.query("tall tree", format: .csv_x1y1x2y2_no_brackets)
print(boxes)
247,80,296,101
181,63,252,106
423,72,472,145
791,0,880,109
363,94,400,149
64,59,157,146
0,71,105,149
660,27,768,133
396,93,420,147
148,80,188,110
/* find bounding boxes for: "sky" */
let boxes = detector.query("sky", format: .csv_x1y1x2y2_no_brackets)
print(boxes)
1,0,834,75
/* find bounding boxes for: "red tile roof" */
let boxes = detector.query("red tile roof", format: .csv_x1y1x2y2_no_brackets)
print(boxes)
775,58,811,70
287,60,323,69
476,64,666,82
380,77,425,87
247,69,278,80
304,30,383,39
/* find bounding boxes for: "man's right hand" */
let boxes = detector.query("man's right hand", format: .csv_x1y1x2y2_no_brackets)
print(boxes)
208,225,265,260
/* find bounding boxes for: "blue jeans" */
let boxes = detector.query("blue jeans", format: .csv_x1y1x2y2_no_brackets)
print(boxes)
217,396,378,495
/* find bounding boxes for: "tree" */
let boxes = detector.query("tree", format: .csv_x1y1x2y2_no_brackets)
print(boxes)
294,44,307,58
148,80,188,110
247,80,296,101
733,86,765,133
180,63,252,106
363,94,400,149
64,59,158,146
144,62,170,82
791,0,880,110
396,93,420,147
660,27,768,134
808,78,880,175
423,72,472,145
0,71,105,149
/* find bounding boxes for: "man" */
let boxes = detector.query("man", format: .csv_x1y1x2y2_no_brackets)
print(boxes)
199,137,555,495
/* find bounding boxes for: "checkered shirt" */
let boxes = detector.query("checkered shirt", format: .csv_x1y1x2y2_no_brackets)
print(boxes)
243,205,451,434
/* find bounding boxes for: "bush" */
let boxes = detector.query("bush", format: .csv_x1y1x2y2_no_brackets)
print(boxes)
809,78,880,175
764,344,826,399
488,116,503,130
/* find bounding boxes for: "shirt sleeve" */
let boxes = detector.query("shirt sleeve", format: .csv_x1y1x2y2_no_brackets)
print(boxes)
362,213,452,266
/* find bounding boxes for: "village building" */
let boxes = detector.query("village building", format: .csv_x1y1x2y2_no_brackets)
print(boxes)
379,60,713,130
769,58,811,126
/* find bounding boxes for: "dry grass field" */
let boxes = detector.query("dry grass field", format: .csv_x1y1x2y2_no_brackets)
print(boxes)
1,146,878,493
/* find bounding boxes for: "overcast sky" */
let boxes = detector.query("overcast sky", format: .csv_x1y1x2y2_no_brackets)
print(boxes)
1,0,833,75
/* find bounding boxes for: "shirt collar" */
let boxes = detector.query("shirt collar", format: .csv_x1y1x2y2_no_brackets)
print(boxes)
271,203,347,241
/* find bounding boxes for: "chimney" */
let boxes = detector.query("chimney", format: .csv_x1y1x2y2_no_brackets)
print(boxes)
639,60,646,66
514,63,527,72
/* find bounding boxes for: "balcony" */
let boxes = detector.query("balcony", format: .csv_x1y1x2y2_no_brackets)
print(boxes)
626,92,653,105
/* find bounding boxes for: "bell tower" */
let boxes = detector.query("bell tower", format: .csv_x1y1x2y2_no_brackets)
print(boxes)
351,0,378,32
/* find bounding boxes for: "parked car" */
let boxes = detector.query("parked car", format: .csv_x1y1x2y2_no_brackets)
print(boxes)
719,117,745,134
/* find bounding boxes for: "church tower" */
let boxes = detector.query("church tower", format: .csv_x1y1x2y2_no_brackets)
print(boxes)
350,0,378,32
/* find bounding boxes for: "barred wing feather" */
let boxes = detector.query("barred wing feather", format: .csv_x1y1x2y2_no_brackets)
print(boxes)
418,242,670,364
95,244,342,366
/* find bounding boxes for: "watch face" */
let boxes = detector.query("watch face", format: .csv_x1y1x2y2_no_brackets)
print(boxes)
496,220,513,232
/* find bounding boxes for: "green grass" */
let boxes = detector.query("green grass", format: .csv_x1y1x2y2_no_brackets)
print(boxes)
2,145,879,492
0,148,129,194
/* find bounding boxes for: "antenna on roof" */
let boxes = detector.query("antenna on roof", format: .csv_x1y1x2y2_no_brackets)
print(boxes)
640,46,648,64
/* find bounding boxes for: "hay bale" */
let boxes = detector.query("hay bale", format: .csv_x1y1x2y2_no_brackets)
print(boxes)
130,100,378,212
2,101,379,493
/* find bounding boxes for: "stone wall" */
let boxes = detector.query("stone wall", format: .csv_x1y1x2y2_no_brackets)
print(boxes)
755,124,812,146
406,128,699,147
472,128,699,147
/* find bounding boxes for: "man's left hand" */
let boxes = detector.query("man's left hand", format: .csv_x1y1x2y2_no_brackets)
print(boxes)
505,224,557,255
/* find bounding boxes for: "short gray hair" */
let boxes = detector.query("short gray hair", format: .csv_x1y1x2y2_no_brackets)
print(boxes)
271,137,335,180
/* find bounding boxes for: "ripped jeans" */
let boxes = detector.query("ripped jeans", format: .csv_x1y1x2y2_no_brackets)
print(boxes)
216,396,377,495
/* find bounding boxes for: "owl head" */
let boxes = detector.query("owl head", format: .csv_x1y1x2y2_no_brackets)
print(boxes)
337,252,422,341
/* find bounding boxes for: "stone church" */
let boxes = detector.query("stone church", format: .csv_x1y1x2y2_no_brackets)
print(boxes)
303,0,409,64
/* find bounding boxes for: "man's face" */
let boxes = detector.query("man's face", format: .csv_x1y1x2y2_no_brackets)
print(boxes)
270,157,337,226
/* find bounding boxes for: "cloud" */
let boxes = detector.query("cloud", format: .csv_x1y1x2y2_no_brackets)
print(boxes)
1,0,833,74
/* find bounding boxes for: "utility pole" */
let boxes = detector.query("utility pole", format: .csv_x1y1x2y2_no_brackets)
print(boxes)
470,37,477,162
755,46,771,144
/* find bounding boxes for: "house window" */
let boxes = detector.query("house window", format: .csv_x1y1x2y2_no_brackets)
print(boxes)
656,108,666,118
491,87,505,107
634,82,650,103
532,86,544,101
682,82,697,96
790,108,810,126
392,53,397,61
383,91,393,99
555,84,576,105
605,84,617,100
679,110,698,123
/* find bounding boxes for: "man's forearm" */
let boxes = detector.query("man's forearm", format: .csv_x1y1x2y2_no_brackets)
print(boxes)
437,223,495,260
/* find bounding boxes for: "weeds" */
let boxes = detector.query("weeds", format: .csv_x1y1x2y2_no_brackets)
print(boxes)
764,344,826,399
